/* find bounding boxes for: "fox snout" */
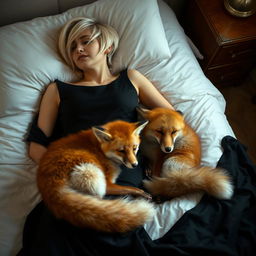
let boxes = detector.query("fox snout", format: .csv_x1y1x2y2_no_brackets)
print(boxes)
159,132,175,153
124,155,138,169
161,144,174,153
125,161,138,169
152,133,174,153
163,146,173,153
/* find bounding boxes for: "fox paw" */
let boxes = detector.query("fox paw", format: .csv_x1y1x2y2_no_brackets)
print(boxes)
143,178,161,195
133,189,152,200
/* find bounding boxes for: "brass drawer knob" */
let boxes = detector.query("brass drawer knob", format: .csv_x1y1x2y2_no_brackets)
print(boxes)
224,0,256,17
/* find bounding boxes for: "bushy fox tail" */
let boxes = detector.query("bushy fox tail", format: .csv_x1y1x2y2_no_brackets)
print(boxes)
44,186,155,233
143,167,233,199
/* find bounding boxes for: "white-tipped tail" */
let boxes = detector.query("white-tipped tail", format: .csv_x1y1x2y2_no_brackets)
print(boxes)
207,170,234,199
44,186,155,233
144,167,233,200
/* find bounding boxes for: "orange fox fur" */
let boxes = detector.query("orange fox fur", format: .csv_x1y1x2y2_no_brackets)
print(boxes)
37,120,155,233
138,107,233,200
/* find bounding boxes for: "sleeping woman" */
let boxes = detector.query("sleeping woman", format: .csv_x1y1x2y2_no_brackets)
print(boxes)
20,17,174,255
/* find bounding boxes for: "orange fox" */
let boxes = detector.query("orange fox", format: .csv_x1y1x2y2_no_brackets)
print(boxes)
138,107,233,200
37,120,155,233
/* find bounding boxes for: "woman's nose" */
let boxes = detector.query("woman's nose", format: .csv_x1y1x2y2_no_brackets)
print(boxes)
77,44,84,53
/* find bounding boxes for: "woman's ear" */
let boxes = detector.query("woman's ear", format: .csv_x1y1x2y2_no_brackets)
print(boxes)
104,45,113,55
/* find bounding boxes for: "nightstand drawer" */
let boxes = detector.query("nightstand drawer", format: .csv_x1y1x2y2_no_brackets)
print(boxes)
211,41,256,66
206,61,254,85
185,0,256,87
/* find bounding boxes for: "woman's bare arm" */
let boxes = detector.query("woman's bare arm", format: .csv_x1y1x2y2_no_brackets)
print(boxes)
127,69,174,110
28,83,60,163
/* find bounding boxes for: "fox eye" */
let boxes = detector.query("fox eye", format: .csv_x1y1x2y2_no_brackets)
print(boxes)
171,130,177,135
156,130,164,135
133,145,138,151
117,149,125,153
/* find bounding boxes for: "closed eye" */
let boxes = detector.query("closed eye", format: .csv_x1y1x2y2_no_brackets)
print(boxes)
171,130,177,135
82,39,94,45
156,130,164,135
117,149,125,153
71,42,77,51
83,38,95,45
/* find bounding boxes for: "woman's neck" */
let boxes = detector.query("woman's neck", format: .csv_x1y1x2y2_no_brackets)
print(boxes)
81,65,115,85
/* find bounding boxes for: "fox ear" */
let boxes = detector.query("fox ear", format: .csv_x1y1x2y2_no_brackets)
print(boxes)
133,121,148,136
176,110,184,116
92,126,112,142
136,106,150,120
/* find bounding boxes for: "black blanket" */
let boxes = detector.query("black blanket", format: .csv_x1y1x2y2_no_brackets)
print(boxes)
19,136,256,256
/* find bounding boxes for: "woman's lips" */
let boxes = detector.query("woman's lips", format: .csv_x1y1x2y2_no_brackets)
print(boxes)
78,55,89,61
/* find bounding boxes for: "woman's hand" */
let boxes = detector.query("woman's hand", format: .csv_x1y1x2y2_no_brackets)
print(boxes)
29,142,47,164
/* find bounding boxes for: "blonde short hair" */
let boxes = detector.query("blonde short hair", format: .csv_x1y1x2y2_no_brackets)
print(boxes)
58,17,119,71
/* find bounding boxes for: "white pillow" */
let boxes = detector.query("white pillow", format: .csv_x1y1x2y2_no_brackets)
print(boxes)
0,0,170,164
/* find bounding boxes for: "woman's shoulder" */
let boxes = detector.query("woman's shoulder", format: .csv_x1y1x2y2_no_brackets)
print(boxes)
52,79,77,88
127,69,144,80
126,69,148,85
42,82,60,102
54,79,67,86
44,82,59,92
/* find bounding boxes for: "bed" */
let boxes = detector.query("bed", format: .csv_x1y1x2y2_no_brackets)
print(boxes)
0,0,255,255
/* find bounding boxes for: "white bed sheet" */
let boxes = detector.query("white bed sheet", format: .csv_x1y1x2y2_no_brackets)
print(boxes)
0,0,235,255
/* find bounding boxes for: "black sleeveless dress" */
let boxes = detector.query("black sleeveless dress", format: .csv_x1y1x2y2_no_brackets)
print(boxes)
54,70,145,188
56,70,138,136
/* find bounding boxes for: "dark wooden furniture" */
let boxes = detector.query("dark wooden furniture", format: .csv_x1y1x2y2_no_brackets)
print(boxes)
184,0,256,88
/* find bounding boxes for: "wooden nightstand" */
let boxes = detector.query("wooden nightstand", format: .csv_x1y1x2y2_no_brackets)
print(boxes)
184,0,256,88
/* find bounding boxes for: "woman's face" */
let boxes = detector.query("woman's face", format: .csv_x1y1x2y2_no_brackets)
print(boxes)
71,28,106,70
